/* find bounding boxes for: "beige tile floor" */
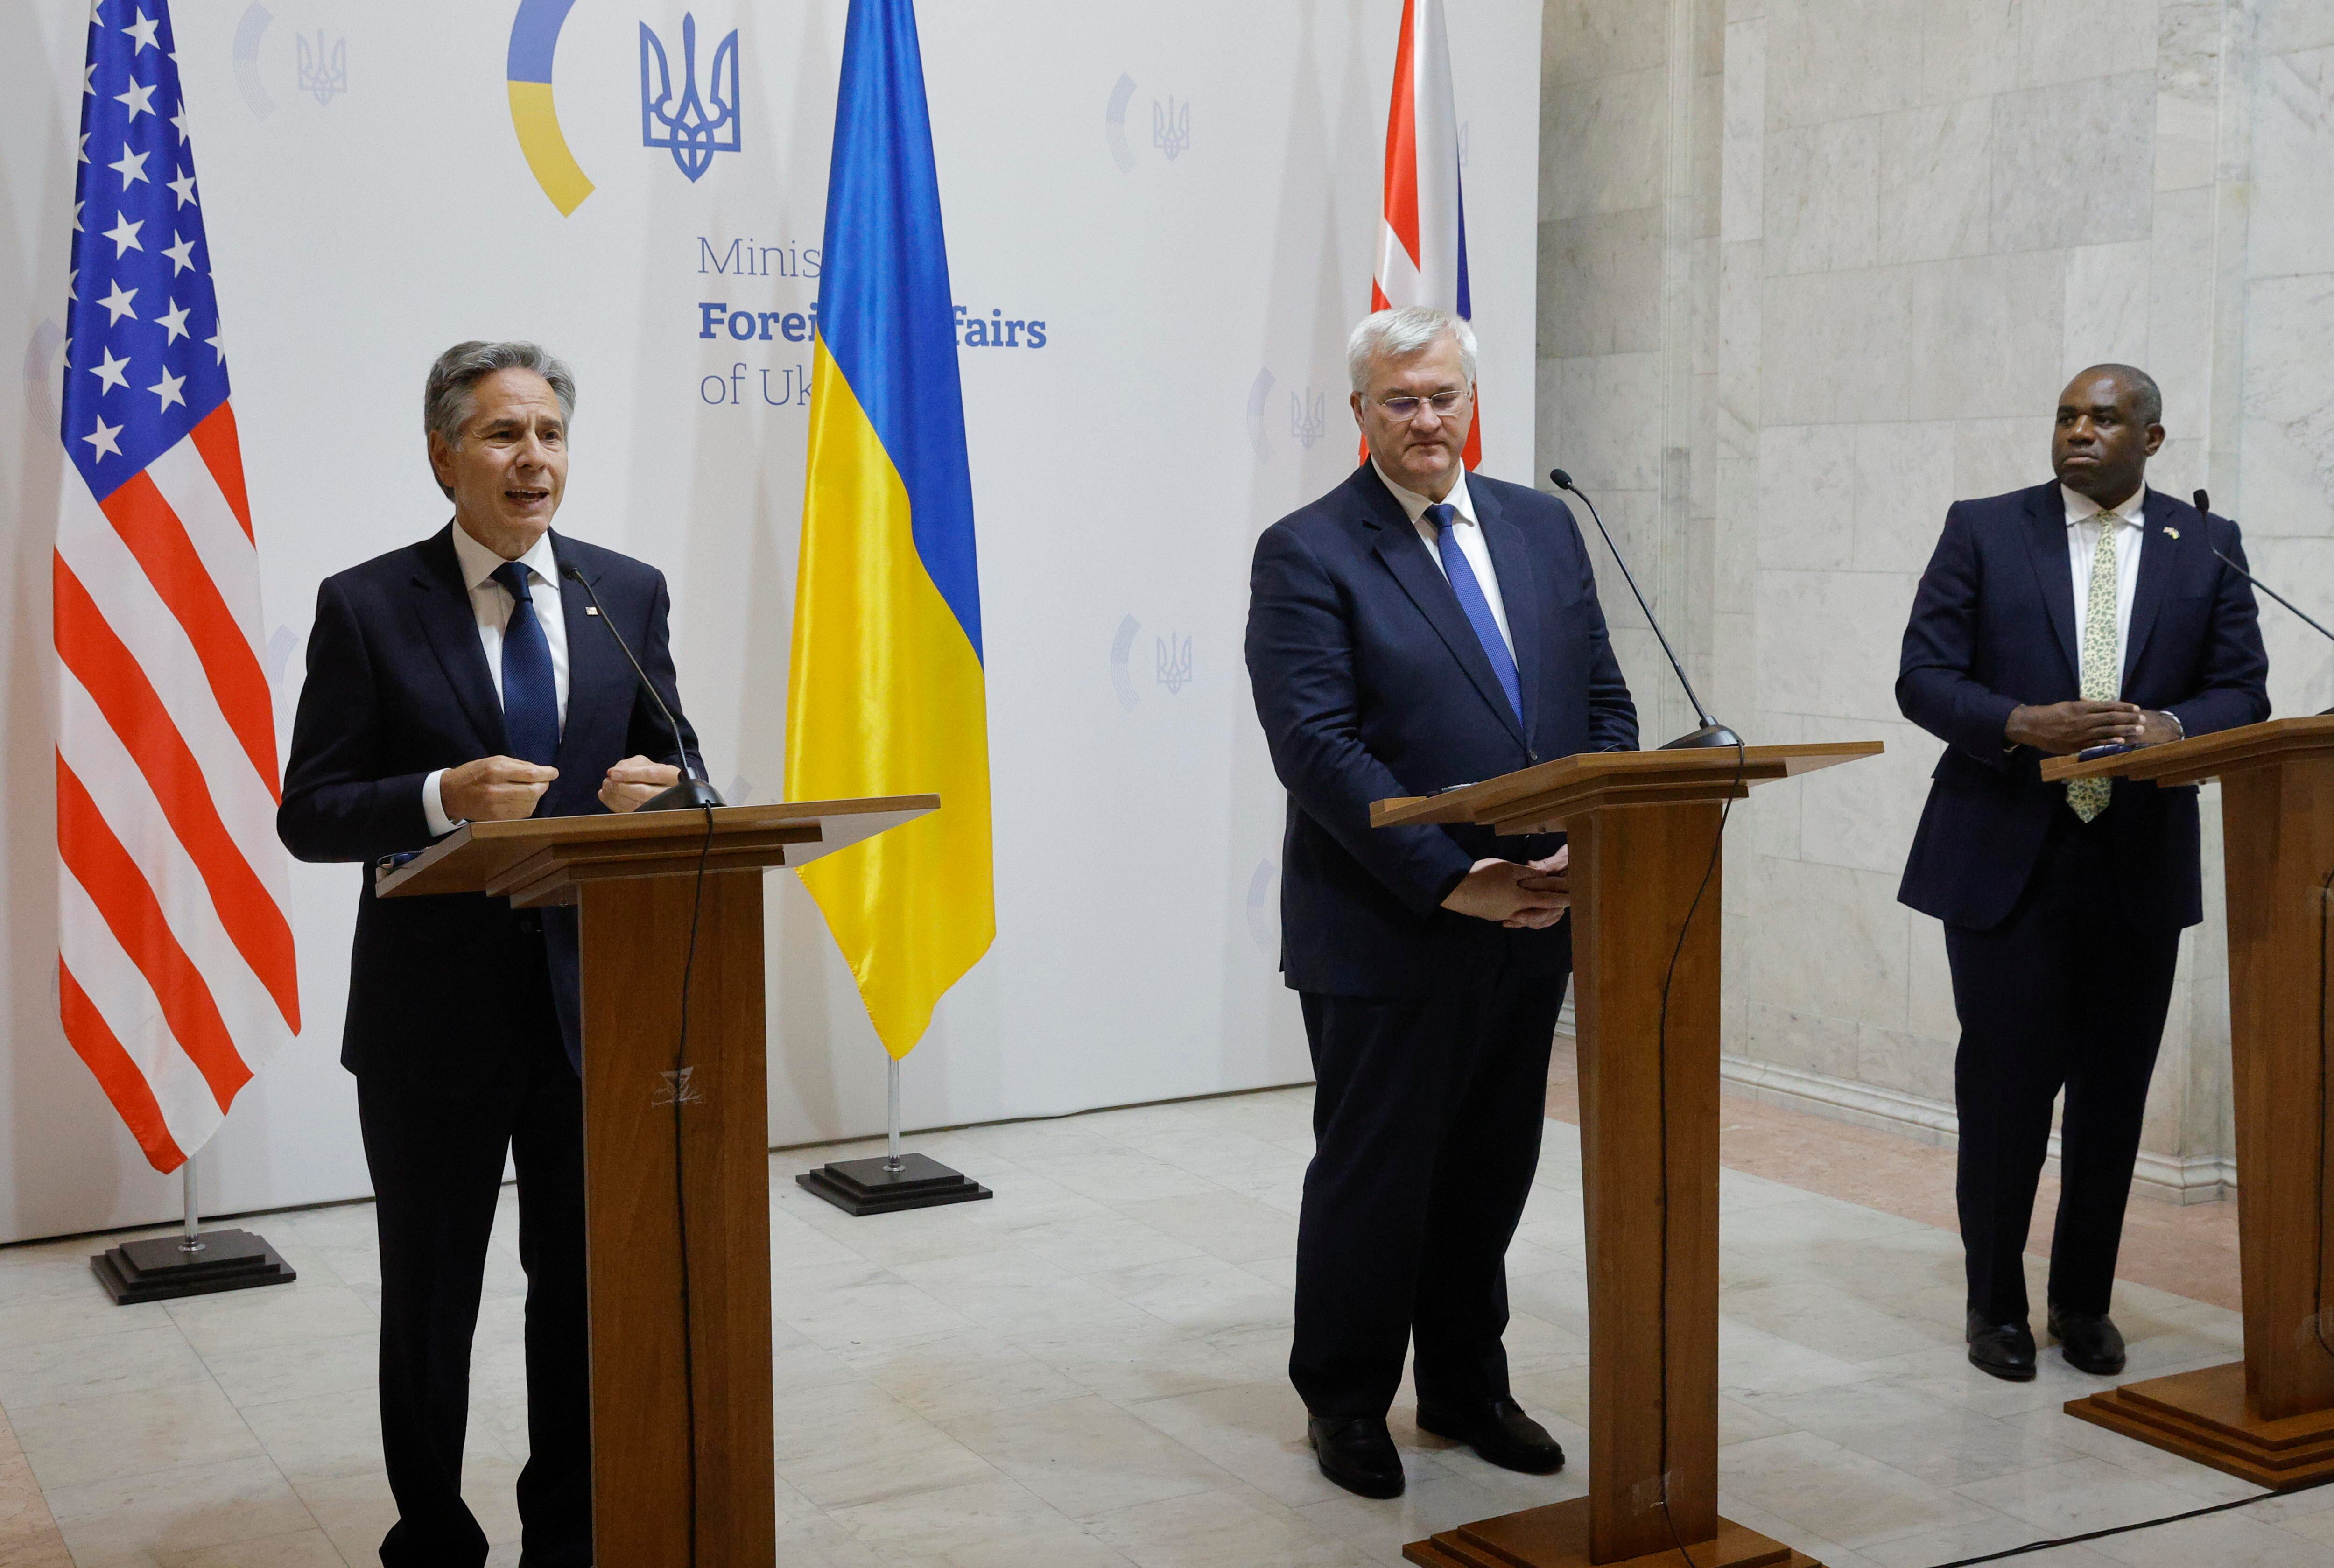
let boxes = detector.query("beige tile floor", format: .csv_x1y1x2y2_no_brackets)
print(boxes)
0,1086,2327,1567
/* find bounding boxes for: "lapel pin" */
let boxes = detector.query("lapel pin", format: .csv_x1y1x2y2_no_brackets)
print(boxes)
585,605,600,616
2163,526,2180,539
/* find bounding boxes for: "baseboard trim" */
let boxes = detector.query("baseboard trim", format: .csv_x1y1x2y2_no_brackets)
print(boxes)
1710,1054,2237,1205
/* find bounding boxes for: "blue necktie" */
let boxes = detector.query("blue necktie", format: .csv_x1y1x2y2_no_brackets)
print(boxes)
491,561,560,766
1424,502,1523,724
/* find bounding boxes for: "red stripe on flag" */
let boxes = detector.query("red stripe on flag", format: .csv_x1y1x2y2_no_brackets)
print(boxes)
56,756,255,1112
1379,0,1422,271
96,471,281,802
187,404,255,543
58,957,189,1175
55,556,301,1030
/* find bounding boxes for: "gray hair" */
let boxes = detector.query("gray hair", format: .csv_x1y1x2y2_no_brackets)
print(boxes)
1347,307,1478,394
423,340,577,497
2069,362,2163,426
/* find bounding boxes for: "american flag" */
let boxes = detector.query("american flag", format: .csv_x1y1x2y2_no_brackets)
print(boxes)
57,0,298,1174
1368,0,1480,471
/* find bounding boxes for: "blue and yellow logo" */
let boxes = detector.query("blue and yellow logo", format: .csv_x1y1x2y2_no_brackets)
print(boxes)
506,0,594,215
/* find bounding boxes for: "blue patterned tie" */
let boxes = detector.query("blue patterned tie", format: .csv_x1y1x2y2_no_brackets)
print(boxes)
491,561,560,766
1424,502,1523,724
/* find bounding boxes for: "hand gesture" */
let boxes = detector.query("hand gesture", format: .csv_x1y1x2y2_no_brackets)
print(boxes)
600,755,682,814
2004,701,2145,755
440,756,557,822
1441,858,1568,928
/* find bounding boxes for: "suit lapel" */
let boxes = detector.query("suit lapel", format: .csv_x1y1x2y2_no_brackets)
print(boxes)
2019,484,2081,686
2122,489,2180,683
408,524,505,752
1475,482,1541,743
552,535,627,775
1354,467,1528,747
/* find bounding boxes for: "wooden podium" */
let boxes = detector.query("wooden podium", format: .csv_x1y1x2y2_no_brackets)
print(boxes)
1374,744,1879,1568
376,795,937,1567
2044,717,2334,1488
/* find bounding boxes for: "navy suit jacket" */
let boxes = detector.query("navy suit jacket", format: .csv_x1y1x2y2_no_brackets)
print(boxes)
278,525,703,1082
1896,482,2268,932
1245,464,1638,998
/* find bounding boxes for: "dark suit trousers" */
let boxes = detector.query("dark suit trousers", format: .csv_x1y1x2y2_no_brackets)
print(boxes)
1946,806,2180,1322
1291,933,1570,1418
357,939,592,1568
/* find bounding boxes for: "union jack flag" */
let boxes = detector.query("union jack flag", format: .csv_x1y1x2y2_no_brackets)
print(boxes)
57,0,298,1173
1368,0,1480,471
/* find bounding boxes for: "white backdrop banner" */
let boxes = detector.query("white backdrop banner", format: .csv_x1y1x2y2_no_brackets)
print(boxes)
0,0,1543,1242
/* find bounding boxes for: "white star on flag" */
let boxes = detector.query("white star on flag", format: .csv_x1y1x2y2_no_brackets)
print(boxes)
167,168,196,208
170,104,189,140
162,231,195,274
101,211,142,255
95,279,137,323
147,367,185,412
78,131,90,164
114,77,156,120
81,415,122,458
122,10,160,52
89,346,130,391
109,145,149,189
155,298,191,343
205,328,225,363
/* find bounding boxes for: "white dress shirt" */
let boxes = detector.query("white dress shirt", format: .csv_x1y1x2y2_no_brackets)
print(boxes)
2063,483,2147,686
421,524,571,836
1372,460,1515,655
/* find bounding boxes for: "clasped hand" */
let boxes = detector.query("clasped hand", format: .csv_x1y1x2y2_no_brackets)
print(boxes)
440,753,681,821
1441,847,1570,929
2004,701,2179,756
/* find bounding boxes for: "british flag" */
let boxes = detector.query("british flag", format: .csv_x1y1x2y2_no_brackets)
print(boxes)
1369,0,1480,471
57,0,298,1174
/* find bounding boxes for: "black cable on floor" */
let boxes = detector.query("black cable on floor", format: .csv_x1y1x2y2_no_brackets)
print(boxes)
1919,1477,2328,1567
671,802,716,1566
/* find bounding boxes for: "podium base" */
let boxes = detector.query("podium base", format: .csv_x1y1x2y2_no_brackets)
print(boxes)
1406,1498,1820,1568
796,1153,993,1216
2065,1361,2334,1490
91,1228,297,1305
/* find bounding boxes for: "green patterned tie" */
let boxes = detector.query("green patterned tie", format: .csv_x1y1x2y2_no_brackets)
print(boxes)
2067,513,2121,823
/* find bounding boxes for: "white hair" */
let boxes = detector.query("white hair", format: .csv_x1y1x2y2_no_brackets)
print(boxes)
1346,307,1477,394
423,340,577,499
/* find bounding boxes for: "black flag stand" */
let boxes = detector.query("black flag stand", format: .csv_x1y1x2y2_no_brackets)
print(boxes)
797,1055,992,1216
92,1153,298,1304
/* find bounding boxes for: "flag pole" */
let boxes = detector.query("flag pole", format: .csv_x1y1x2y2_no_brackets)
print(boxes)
179,1153,205,1255
886,1057,904,1171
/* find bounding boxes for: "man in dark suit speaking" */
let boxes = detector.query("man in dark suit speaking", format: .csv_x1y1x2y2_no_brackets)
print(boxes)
279,341,705,1567
1246,307,1637,1498
1898,364,2266,1384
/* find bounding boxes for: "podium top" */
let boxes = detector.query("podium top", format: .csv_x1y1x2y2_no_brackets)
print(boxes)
1373,742,1880,835
2040,716,2334,787
375,795,938,901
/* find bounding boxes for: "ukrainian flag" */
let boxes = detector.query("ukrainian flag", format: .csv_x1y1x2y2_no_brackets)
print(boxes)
785,0,992,1060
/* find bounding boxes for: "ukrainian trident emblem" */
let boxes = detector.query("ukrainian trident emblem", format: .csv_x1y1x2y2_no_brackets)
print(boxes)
1291,388,1327,449
640,14,741,182
1152,96,1191,160
295,31,347,106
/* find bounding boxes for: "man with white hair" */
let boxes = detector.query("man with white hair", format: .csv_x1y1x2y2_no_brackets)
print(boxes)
280,341,705,1567
1245,308,1637,1498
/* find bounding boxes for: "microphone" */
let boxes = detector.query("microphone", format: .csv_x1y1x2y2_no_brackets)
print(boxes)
560,564,724,811
2194,490,2334,715
1548,468,1741,750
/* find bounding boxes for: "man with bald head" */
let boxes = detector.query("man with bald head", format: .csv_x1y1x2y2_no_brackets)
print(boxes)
1898,365,2267,1382
1247,308,1636,1497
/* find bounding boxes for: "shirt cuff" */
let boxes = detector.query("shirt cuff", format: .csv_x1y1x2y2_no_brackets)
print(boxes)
421,769,461,837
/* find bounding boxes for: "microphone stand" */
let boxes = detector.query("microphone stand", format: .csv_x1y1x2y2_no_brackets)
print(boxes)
1550,469,1741,750
561,565,724,810
2195,489,2334,717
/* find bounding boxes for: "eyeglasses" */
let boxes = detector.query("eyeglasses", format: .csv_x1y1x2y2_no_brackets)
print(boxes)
1369,389,1471,422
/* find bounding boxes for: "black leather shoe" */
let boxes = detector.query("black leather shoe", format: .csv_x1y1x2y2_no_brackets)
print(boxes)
2048,1304,2127,1375
1965,1309,2037,1381
1307,1414,1404,1498
1415,1396,1567,1475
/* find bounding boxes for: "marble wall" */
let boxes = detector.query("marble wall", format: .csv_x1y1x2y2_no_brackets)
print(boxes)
1537,0,2334,1197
